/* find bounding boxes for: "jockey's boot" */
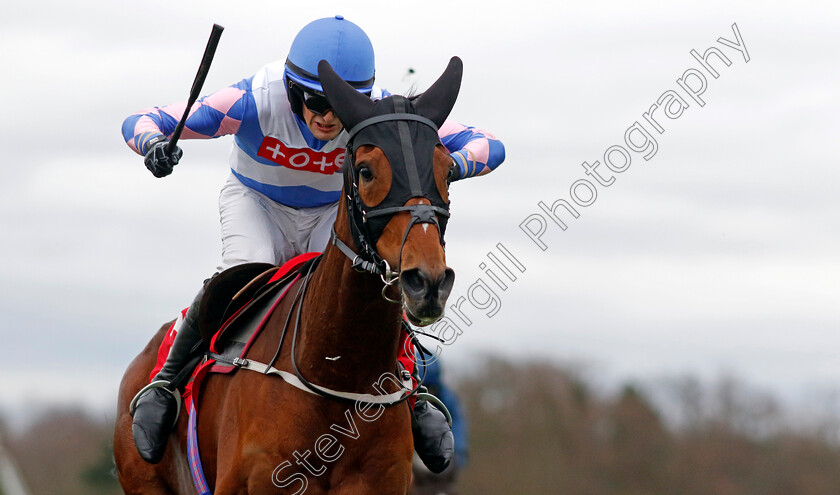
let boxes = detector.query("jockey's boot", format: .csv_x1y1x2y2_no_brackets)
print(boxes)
130,286,205,464
412,397,455,474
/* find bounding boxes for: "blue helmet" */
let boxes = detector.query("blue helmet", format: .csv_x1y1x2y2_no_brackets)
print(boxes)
285,15,375,94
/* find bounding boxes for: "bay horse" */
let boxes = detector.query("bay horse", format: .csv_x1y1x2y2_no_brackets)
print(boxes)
114,56,463,494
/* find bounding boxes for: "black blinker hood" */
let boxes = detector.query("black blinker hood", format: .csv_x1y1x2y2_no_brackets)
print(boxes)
345,95,449,247
319,57,463,268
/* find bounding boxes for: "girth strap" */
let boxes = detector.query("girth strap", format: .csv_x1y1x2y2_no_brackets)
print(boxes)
212,355,413,405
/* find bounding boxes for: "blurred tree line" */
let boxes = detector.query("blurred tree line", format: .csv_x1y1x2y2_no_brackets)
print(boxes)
456,358,840,495
3,356,840,494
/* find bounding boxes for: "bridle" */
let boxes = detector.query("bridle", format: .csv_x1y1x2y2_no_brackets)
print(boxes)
330,95,450,302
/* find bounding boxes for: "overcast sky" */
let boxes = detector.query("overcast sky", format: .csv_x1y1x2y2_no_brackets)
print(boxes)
1,0,838,424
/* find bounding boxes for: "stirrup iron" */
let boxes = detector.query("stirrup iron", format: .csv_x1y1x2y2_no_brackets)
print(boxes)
415,389,452,427
128,380,183,426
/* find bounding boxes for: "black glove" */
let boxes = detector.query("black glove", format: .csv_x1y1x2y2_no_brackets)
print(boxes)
144,136,183,178
446,159,462,184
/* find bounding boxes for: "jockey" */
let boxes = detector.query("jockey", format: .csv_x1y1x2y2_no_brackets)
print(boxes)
122,16,505,469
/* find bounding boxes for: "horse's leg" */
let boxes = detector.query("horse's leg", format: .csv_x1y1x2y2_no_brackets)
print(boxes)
114,322,179,494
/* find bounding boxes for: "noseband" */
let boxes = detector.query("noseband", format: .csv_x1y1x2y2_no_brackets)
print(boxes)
331,96,450,299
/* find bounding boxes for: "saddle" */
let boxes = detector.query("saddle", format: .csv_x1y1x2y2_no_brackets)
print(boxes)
196,262,278,345
204,253,321,355
149,253,321,387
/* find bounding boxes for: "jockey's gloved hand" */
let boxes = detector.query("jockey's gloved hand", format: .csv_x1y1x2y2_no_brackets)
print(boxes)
446,157,462,184
143,136,183,178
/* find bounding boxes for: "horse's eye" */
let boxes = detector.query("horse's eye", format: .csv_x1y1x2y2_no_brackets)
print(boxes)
358,166,374,181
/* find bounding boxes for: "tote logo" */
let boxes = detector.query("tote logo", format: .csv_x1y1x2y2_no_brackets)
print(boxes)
257,137,346,175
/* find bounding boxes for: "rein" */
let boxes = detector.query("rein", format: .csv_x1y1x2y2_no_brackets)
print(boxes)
288,261,422,406
217,260,425,406
208,262,420,405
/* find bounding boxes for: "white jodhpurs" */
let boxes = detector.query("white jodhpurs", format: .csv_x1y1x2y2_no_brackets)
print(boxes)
216,174,338,272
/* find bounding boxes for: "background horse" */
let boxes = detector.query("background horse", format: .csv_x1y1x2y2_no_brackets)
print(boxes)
114,57,463,494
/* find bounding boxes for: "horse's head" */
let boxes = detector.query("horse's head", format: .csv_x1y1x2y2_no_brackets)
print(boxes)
319,57,463,326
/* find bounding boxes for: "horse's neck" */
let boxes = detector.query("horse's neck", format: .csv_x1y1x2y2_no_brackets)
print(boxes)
295,228,403,391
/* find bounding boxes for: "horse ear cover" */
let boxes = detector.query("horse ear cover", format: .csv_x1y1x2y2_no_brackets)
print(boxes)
318,59,375,131
318,58,459,248
412,56,463,128
318,56,463,131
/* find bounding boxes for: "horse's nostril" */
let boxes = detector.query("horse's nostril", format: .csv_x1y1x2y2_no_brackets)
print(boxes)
399,268,428,298
400,268,455,301
439,268,455,298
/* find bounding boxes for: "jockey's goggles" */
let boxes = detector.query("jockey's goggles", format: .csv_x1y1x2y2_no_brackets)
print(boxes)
289,80,371,116
301,88,333,116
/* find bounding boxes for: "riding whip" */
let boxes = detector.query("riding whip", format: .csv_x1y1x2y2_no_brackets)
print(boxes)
166,23,225,155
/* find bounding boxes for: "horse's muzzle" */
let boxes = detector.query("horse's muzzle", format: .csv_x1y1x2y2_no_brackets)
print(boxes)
399,267,455,326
